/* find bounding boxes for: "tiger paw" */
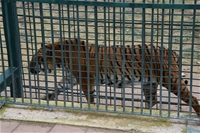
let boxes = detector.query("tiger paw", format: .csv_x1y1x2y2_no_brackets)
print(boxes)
41,93,55,100
58,83,73,89
41,94,47,100
145,101,157,109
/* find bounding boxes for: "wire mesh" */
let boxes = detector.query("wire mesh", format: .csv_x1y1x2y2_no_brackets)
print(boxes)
0,0,200,121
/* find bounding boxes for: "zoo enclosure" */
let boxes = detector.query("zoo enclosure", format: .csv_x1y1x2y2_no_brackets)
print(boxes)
0,0,200,122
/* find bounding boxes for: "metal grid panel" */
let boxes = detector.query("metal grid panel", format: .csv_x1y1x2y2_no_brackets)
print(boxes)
0,0,200,122
0,2,11,98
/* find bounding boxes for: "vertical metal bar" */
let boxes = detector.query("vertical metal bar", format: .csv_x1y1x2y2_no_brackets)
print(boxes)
119,1,122,108
25,2,30,104
112,0,117,111
2,0,23,98
156,0,159,46
107,1,111,107
58,4,66,107
189,0,197,117
67,4,75,108
39,3,49,107
177,2,185,117
167,0,175,117
62,5,69,103
22,1,31,104
85,5,90,109
103,3,108,111
131,0,135,113
141,3,146,114
149,0,155,115
20,2,26,101
72,3,78,104
49,3,57,106
74,6,84,108
75,5,83,108
94,2,99,110
31,3,40,105
122,5,126,112
159,2,165,117
73,5,76,39
29,2,37,100
24,2,33,103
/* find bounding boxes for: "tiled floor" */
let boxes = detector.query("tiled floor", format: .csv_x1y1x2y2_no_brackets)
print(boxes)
0,119,131,133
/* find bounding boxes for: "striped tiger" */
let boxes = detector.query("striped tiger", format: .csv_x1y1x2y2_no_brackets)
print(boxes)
29,38,200,116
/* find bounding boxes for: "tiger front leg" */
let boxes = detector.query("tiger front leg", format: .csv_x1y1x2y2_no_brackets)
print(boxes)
143,83,158,109
81,79,96,104
41,78,73,100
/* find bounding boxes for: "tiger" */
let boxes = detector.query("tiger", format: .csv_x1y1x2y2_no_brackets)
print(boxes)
29,38,200,116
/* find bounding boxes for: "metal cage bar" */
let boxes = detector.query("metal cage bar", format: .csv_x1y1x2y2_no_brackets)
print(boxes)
1,0,23,98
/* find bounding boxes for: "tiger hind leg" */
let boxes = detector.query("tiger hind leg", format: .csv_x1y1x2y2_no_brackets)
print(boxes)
142,80,188,109
163,78,200,117
143,83,158,109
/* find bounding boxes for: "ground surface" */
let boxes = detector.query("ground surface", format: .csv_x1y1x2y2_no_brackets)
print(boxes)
0,119,132,133
1,103,200,133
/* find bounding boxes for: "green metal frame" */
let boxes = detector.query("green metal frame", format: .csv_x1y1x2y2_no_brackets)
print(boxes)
0,0,23,98
10,0,200,9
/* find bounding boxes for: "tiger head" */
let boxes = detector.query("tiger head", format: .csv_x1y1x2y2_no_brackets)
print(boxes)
29,39,86,75
29,43,62,74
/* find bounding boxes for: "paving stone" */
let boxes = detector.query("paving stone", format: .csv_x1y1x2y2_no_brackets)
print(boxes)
187,125,200,133
86,128,130,133
12,121,54,133
0,120,20,133
49,124,87,133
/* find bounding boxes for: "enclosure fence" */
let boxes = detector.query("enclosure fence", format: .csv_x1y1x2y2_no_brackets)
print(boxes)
0,0,200,123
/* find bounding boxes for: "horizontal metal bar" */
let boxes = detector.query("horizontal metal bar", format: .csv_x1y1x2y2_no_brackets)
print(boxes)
14,0,200,9
22,85,196,107
0,67,19,92
16,14,200,28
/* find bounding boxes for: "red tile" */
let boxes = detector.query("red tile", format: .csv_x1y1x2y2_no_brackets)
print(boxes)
12,121,54,133
49,124,86,133
0,120,20,133
86,128,128,133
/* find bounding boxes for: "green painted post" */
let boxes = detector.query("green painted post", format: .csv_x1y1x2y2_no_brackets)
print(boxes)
2,0,23,98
